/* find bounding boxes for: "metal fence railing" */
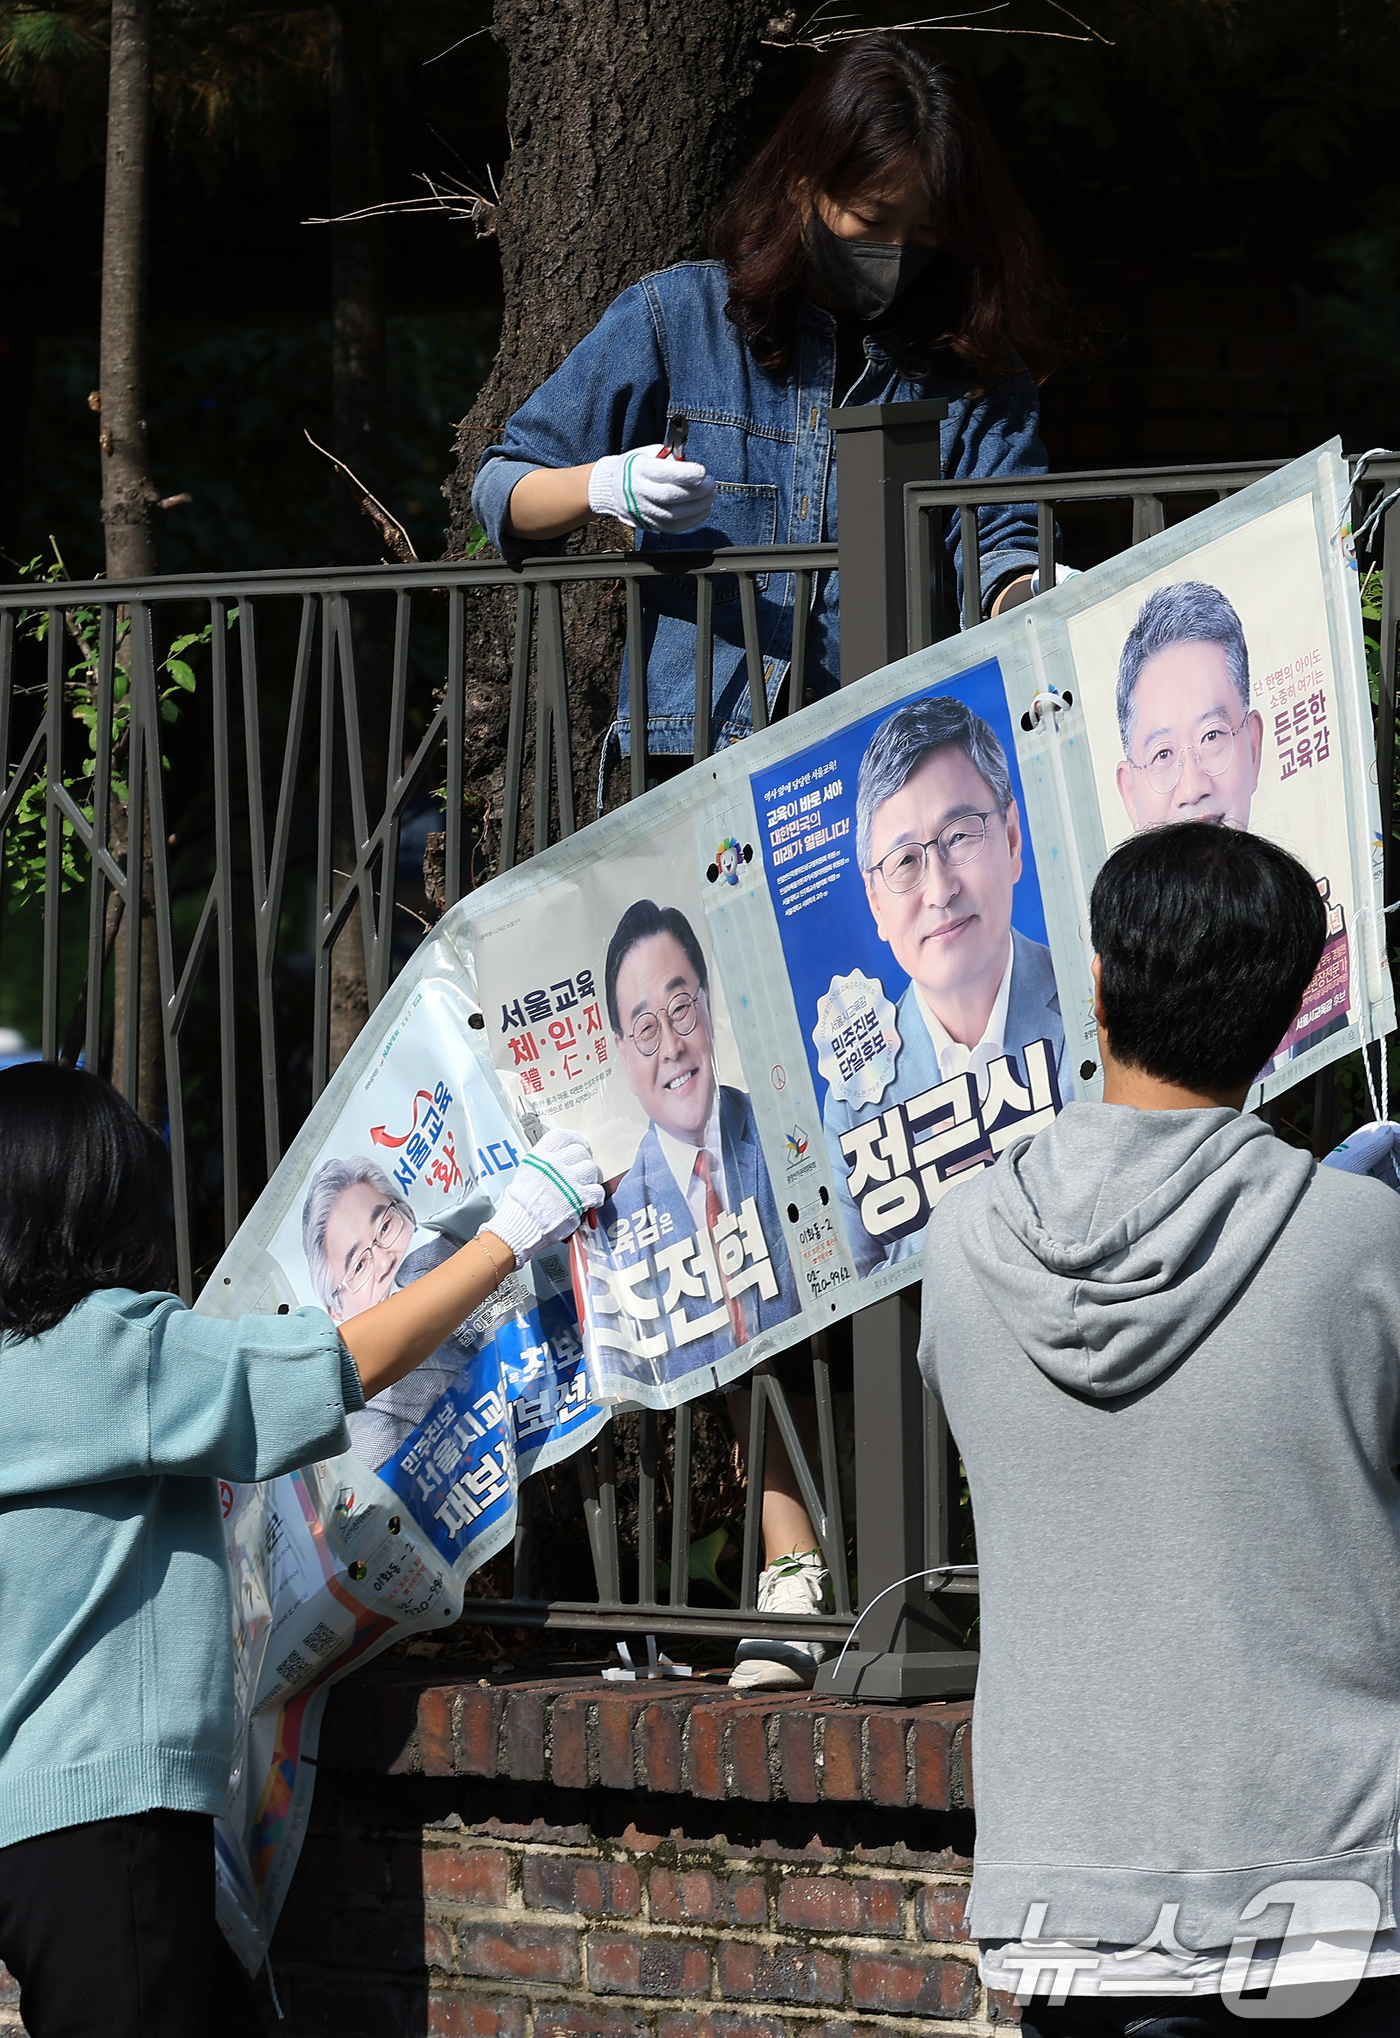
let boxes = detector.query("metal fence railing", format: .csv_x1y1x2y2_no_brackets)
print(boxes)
2,437,1395,1681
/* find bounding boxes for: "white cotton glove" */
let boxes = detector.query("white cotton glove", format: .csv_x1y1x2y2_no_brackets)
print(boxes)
486,1128,604,1265
1030,563,1081,595
588,445,719,534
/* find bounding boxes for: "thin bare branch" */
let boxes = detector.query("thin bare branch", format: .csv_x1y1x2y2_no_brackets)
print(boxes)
1045,0,1114,44
302,430,419,564
302,169,496,237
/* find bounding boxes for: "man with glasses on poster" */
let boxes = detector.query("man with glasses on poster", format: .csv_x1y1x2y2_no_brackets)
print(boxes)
825,695,1067,1277
596,899,798,1388
1114,581,1263,833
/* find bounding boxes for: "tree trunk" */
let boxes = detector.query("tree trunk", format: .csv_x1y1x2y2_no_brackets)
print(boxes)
99,0,158,580
441,0,772,873
99,0,164,1122
327,0,388,1066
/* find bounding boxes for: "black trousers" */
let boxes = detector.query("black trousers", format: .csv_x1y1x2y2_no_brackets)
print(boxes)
1019,1973,1400,2037
0,1810,264,2038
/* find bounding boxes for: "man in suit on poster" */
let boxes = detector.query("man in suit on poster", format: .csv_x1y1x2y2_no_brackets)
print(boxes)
824,694,1067,1277
592,899,798,1390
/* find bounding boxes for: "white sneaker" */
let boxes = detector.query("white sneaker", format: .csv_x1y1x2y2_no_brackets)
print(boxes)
728,1550,829,1690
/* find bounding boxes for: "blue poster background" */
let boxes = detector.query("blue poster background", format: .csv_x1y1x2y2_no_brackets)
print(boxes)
748,658,1049,1112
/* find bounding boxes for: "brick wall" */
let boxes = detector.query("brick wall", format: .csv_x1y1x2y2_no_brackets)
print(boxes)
0,1679,1003,2037
269,1673,1005,2038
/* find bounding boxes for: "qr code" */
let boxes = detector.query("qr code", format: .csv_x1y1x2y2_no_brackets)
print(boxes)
304,1622,337,1656
275,1649,309,1685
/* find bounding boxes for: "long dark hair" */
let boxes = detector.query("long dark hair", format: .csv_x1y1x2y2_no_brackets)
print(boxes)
0,1063,176,1339
710,33,1073,385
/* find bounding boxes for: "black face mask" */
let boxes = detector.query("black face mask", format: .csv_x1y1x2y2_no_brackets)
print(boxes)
803,212,938,322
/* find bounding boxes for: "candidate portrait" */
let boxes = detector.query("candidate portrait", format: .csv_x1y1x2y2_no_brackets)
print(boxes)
823,694,1067,1276
590,898,798,1385
1114,581,1263,833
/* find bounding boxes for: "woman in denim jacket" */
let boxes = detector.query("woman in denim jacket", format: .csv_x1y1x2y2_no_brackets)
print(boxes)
472,32,1072,772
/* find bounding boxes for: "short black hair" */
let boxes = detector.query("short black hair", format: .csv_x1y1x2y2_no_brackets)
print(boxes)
0,1063,176,1339
1091,823,1327,1091
605,900,710,1035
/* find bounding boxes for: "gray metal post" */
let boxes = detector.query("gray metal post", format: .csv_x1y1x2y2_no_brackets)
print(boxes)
817,397,975,1702
829,397,949,685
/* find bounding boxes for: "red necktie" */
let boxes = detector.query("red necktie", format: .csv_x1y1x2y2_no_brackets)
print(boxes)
692,1147,748,1347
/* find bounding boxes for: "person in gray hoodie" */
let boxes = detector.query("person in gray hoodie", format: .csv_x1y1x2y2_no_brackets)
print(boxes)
919,820,1400,2034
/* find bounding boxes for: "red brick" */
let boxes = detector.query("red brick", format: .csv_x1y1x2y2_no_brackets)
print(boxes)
524,1857,641,1917
685,1701,728,1799
850,1951,976,2017
587,1933,712,1996
639,1700,684,1793
716,1940,844,2005
777,1711,819,1803
910,1713,953,1810
506,1689,546,1781
660,2020,786,2038
456,1689,503,1777
596,1693,643,1791
536,2012,649,2038
954,1717,974,1810
818,1712,862,1799
427,1997,526,2038
456,1921,579,1983
649,1867,766,1926
552,1693,591,1789
728,1707,771,1801
421,1848,510,1906
865,1712,908,1807
988,1985,1024,2024
778,1874,902,1936
918,1884,970,1942
420,1687,456,1776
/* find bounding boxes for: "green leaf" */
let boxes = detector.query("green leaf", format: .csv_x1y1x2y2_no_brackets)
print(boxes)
164,658,196,690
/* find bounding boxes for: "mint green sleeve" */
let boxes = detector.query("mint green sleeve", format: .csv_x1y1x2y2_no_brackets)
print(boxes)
144,1296,364,1481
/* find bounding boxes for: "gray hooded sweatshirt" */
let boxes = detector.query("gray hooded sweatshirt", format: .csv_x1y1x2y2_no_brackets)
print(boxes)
919,1101,1400,1951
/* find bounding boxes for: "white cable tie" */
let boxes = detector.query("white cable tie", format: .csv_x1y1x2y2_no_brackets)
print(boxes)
827,1564,978,1685
1332,448,1397,542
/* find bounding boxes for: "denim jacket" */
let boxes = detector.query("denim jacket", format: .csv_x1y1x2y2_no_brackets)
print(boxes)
473,261,1046,758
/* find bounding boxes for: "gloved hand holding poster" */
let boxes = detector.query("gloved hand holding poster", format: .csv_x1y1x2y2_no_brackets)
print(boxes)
206,440,1390,1970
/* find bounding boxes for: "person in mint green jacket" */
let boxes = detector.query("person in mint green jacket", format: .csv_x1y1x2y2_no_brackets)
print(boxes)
0,1063,601,2038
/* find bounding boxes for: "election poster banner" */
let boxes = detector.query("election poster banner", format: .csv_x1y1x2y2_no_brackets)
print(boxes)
204,440,1389,1970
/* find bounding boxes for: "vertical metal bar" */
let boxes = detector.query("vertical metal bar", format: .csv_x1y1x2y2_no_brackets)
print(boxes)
118,615,145,1108
959,506,981,632
444,587,466,906
1378,496,1400,925
595,1420,621,1603
128,602,192,1297
84,608,120,1074
367,589,413,1009
812,1337,850,1617
512,1478,534,1599
533,580,575,845
1037,500,1056,593
574,1443,620,1605
499,584,532,874
693,575,714,762
788,571,811,714
1131,495,1164,545
312,594,336,1100
738,573,767,734
909,506,936,652
669,1403,693,1607
209,598,240,1244
0,608,11,1014
739,1378,767,1611
923,1388,954,1571
626,575,647,801
333,594,378,1010
41,607,64,1061
637,1410,657,1606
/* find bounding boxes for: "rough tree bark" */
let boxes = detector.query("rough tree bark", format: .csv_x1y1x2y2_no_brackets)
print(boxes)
99,0,163,1122
327,0,388,1067
439,0,773,883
